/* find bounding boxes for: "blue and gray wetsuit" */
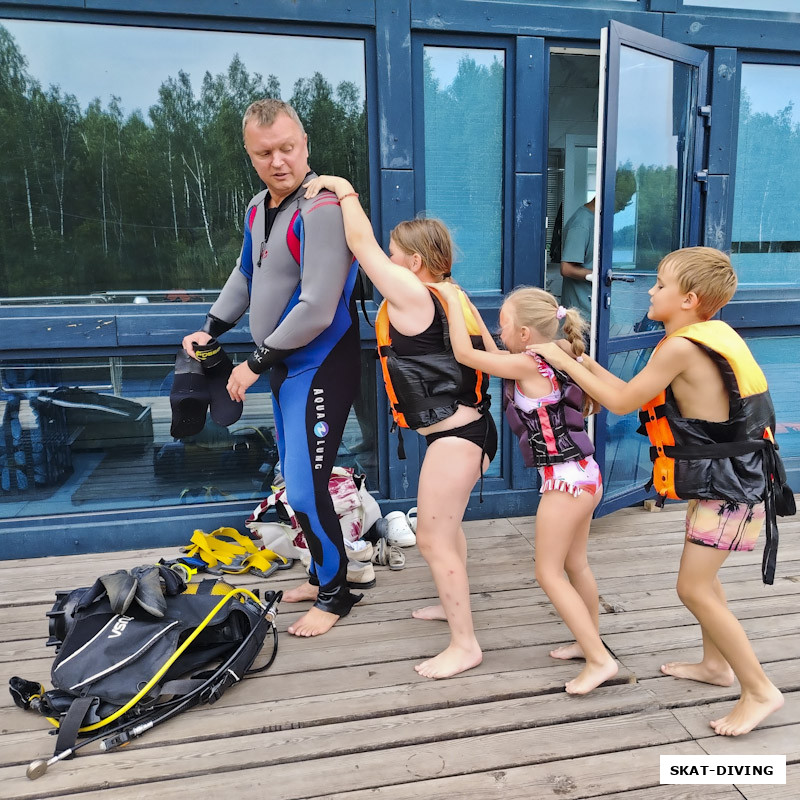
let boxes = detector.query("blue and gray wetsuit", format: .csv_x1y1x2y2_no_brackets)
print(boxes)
205,173,361,615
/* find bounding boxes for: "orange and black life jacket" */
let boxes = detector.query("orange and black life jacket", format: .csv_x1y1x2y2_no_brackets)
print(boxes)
639,320,794,583
375,286,489,434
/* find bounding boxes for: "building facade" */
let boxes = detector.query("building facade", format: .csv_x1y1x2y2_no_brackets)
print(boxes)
1,0,798,557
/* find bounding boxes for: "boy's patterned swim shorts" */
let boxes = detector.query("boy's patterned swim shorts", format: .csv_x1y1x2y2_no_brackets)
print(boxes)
685,498,765,552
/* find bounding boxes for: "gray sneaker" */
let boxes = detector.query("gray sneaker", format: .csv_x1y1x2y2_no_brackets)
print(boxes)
346,559,376,589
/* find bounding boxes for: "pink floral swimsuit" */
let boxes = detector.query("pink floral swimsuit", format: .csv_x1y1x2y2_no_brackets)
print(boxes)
514,354,602,497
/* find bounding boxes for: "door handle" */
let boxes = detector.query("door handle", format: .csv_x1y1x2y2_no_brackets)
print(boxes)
604,269,635,287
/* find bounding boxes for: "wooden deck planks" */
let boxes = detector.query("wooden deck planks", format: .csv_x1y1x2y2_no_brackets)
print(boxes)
0,498,797,799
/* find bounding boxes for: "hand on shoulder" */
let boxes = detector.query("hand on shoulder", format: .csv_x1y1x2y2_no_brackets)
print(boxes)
303,175,352,200
427,280,460,301
526,341,574,370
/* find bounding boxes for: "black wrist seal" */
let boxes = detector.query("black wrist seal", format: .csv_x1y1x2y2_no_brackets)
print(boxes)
201,314,236,339
247,345,279,374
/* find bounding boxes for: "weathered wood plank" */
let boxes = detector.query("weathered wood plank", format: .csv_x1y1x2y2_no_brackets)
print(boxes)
637,659,800,710
41,740,709,800
0,681,658,770
2,500,796,800
671,690,800,739
3,711,689,800
736,763,800,799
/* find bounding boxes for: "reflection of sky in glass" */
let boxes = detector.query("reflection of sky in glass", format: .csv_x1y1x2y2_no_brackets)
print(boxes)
1,19,365,118
686,0,800,11
427,48,503,90
617,47,679,170
740,63,800,126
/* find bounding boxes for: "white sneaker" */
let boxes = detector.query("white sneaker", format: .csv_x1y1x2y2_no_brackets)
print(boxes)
384,510,416,547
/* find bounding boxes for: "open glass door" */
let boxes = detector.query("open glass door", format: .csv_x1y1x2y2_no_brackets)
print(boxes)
593,21,708,515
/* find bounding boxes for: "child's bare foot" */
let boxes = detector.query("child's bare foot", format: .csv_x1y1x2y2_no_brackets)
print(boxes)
550,642,585,660
412,604,447,621
565,656,619,695
414,642,482,679
710,685,784,736
661,661,735,687
287,607,340,637
282,581,319,603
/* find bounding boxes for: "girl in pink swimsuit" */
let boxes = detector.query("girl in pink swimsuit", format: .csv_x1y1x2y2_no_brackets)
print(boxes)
436,283,618,696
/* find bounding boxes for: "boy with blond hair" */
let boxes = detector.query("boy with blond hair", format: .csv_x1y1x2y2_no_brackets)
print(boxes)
531,246,789,736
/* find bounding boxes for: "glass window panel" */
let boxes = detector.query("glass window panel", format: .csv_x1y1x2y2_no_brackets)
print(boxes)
731,64,800,287
0,351,377,519
745,336,800,465
0,20,368,301
609,46,695,336
423,46,505,293
686,0,800,11
602,348,654,500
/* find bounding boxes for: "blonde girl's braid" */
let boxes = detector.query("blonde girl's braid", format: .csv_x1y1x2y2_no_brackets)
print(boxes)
559,307,599,416
561,308,588,359
557,307,597,415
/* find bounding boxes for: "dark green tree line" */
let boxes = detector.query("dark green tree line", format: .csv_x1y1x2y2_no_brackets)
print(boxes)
0,25,369,298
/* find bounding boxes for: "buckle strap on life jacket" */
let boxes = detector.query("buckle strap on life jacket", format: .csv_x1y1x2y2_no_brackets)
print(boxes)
654,439,768,461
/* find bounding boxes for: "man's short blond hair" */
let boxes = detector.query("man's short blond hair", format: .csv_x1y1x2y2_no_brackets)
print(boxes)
658,246,738,320
242,99,305,139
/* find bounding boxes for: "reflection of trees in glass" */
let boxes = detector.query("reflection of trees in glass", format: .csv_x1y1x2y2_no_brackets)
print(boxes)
0,25,368,297
614,161,679,270
733,88,800,245
423,51,504,290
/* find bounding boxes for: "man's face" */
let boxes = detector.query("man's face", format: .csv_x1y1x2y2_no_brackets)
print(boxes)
243,113,309,204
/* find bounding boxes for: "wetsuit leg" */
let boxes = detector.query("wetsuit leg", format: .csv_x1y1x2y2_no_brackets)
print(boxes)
269,371,287,480
270,325,361,615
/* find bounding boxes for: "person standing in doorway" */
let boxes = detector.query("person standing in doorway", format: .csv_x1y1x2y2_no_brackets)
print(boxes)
559,198,596,319
181,99,362,638
559,169,637,320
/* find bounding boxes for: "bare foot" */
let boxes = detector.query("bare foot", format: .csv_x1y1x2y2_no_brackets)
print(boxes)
414,643,483,679
710,685,784,736
661,661,735,687
287,607,340,637
412,604,447,621
281,581,319,603
565,657,619,695
550,642,585,660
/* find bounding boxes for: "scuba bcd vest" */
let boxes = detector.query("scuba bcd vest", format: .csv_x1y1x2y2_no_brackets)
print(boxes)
639,320,795,583
375,286,490,436
503,354,594,468
10,571,280,773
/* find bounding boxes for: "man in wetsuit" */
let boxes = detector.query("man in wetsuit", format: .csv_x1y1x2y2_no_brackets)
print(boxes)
182,99,362,637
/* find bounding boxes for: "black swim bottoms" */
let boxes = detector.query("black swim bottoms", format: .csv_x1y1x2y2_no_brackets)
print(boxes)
424,412,498,463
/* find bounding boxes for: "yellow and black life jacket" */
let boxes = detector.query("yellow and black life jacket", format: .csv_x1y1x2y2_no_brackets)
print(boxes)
375,286,489,434
639,320,794,583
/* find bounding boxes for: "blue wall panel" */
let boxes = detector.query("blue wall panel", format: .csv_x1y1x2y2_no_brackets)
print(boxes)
376,1,414,169
707,48,737,176
704,174,731,252
665,13,800,50
514,37,545,175
412,0,662,38
82,0,376,26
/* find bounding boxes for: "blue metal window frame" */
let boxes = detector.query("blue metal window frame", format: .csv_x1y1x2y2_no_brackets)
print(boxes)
0,6,391,556
675,0,800,20
409,31,526,508
594,21,709,515
719,49,800,488
721,49,800,329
